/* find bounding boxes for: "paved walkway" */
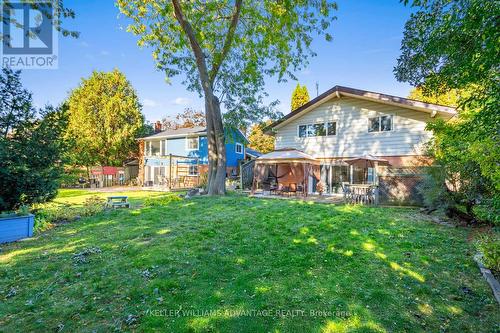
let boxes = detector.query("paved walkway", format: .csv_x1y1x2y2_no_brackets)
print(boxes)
83,186,144,193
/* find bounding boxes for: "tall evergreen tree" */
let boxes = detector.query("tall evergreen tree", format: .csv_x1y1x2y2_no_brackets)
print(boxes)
0,68,67,211
291,83,310,111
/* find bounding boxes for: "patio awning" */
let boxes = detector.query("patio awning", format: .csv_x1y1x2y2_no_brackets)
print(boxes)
344,155,389,167
256,148,320,165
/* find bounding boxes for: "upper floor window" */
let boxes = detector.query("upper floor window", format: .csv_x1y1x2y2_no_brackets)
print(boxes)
186,137,199,150
235,143,243,154
327,122,336,135
369,115,393,132
148,140,161,156
299,122,336,138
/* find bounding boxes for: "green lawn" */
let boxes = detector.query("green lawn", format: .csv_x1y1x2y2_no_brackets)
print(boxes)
0,190,498,332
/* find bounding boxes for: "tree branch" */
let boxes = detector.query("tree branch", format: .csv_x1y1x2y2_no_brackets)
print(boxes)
171,0,211,89
209,0,243,83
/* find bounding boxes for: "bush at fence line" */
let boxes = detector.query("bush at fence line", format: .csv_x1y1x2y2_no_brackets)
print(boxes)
199,173,208,190
476,234,500,272
143,194,182,207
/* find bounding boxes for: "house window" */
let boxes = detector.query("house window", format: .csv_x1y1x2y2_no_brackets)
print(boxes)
151,141,161,156
299,125,307,138
161,140,168,156
367,167,374,183
327,122,336,136
314,123,326,136
235,143,243,154
299,122,336,137
186,137,199,150
188,165,199,176
380,115,393,131
369,115,393,132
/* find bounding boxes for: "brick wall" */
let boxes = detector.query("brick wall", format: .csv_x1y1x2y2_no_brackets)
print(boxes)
378,167,425,206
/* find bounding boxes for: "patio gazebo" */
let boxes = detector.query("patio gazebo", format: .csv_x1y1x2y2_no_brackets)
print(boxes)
251,149,321,196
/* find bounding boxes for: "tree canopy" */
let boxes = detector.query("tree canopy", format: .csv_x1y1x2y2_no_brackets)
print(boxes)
0,68,67,211
118,0,337,194
248,121,275,154
66,69,145,167
397,0,500,223
162,108,206,130
408,87,460,107
291,83,310,111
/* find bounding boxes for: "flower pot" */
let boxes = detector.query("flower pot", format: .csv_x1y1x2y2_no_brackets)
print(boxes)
0,214,35,243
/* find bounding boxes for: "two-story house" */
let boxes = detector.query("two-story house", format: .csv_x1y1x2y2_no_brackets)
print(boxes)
254,85,456,201
139,126,247,188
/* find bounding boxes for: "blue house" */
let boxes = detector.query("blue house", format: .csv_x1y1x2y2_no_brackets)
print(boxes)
139,126,248,187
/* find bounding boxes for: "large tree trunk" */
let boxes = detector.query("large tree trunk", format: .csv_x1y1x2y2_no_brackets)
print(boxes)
171,0,234,195
204,92,226,195
210,96,226,195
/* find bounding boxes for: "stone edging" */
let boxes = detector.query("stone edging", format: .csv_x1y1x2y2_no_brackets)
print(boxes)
474,254,500,305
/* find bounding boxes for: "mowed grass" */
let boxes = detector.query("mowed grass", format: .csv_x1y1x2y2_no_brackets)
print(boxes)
0,190,498,332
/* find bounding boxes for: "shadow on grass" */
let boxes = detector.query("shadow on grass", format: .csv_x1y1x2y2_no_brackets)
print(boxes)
0,195,498,332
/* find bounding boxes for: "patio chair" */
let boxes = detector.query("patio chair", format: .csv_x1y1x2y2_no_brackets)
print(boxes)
341,183,353,203
270,183,278,195
297,184,304,195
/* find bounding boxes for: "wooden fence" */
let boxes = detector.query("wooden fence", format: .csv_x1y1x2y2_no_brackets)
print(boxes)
240,160,255,190
143,154,201,190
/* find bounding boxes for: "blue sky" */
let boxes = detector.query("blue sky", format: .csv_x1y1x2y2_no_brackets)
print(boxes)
20,0,415,122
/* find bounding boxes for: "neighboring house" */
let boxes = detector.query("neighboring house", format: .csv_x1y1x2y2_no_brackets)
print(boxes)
138,126,248,188
89,166,126,188
245,147,263,160
258,85,456,203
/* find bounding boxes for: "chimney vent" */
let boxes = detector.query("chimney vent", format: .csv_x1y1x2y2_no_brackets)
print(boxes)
154,121,162,133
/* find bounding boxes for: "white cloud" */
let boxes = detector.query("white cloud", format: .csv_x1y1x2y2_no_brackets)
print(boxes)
172,97,191,105
80,41,90,47
142,99,159,107
100,50,110,56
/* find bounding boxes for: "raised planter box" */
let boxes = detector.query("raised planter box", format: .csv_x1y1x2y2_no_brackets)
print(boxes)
0,214,35,244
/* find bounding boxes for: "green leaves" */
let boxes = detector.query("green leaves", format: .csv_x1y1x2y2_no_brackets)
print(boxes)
398,0,500,223
0,68,67,211
66,69,145,167
117,0,337,125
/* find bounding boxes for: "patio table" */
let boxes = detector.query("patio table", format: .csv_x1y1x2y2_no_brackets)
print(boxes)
106,196,130,209
343,184,378,205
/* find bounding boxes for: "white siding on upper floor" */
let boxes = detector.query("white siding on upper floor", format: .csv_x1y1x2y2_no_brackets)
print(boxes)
274,97,440,158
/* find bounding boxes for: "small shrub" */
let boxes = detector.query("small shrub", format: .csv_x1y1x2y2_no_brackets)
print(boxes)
199,172,208,190
473,196,500,226
33,210,53,233
34,196,106,233
143,194,182,207
417,168,455,212
81,196,106,216
476,234,500,272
